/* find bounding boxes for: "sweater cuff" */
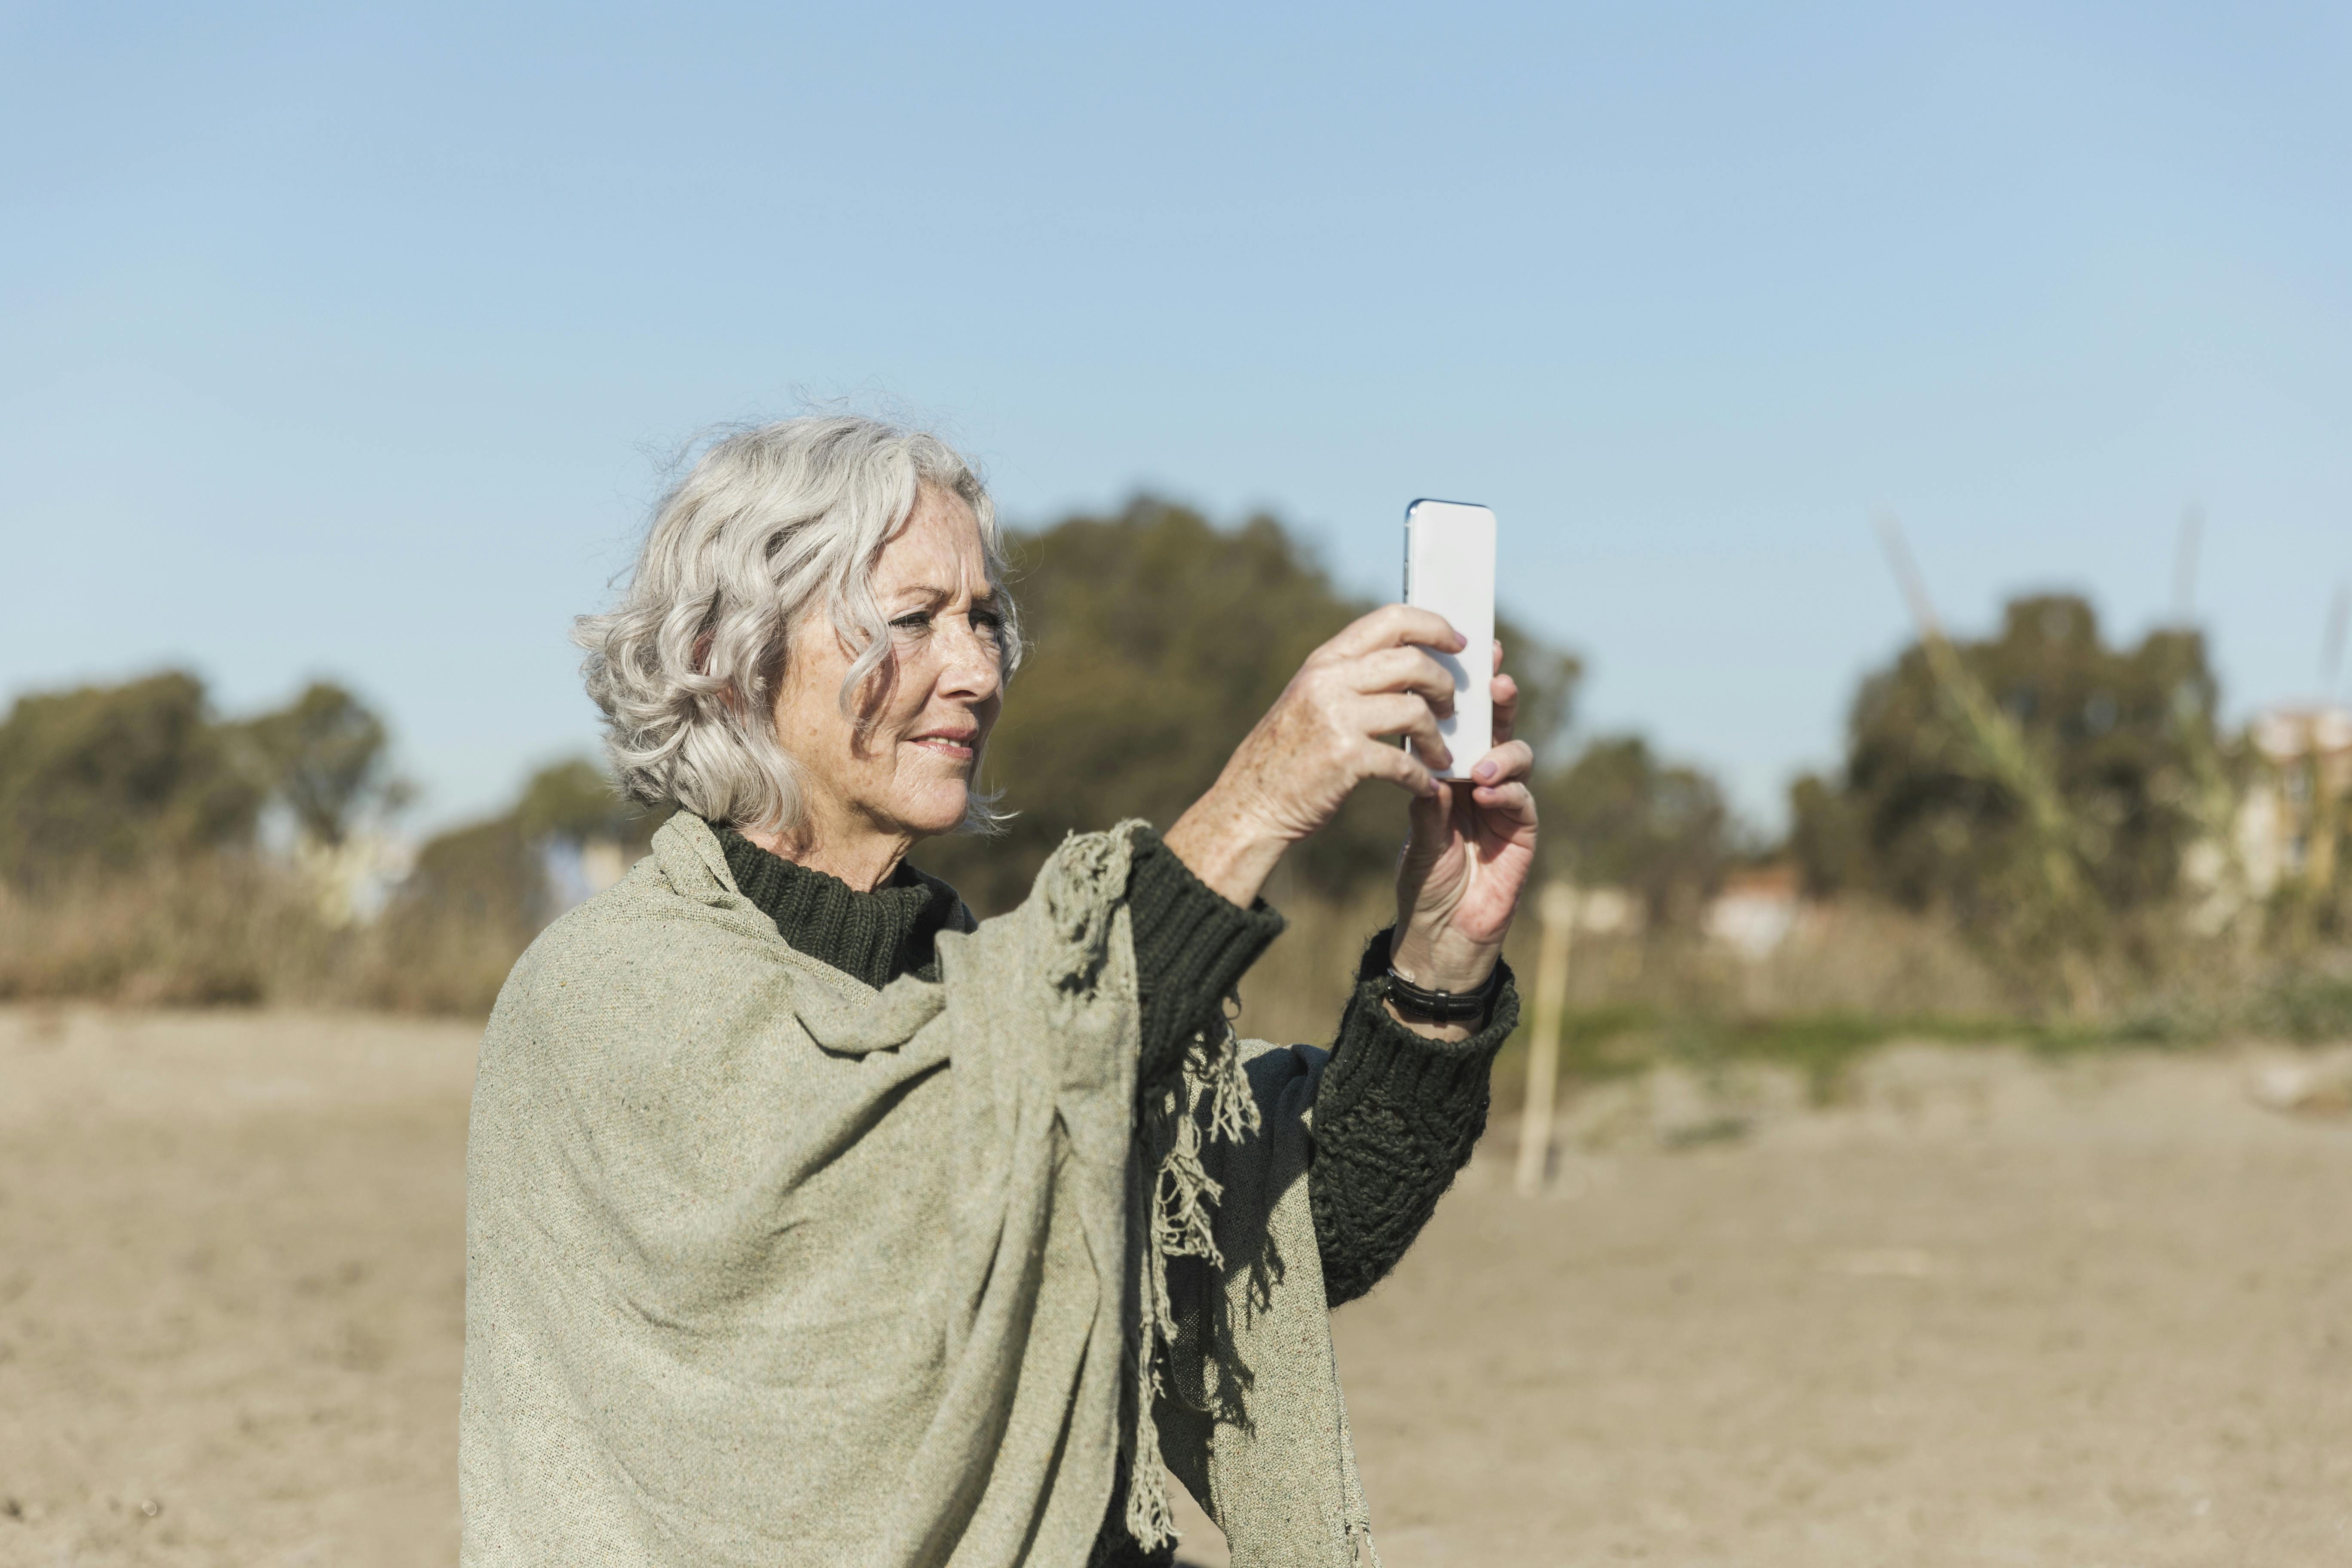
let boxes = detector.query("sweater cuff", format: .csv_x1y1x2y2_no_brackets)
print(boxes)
1125,828,1286,1020
1316,928,1519,1127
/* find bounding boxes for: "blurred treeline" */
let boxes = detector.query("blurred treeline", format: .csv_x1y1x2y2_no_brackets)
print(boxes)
0,672,662,1009
3,499,2347,1032
0,671,403,881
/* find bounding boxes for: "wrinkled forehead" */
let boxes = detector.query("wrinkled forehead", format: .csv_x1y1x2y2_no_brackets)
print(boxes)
873,486,996,600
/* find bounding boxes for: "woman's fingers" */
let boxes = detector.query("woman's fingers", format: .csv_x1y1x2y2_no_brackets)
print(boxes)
1465,738,1534,786
1324,604,1464,660
1348,645,1457,707
1490,670,1518,746
1362,736,1441,798
1468,778,1537,825
1360,692,1452,770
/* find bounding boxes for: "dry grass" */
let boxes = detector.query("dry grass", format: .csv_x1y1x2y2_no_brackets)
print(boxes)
0,858,526,1015
8,853,2350,1102
1229,884,2352,1125
1231,894,2018,1055
0,859,355,1008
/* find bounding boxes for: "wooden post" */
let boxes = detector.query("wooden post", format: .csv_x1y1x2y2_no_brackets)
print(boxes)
1513,882,1577,1198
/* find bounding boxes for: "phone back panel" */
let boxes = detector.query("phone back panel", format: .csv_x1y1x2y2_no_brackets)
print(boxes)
1403,499,1496,778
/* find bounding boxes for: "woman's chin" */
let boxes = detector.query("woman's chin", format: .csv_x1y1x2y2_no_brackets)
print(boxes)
892,783,972,839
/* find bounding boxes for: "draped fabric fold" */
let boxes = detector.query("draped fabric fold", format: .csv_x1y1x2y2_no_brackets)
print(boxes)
461,812,1372,1568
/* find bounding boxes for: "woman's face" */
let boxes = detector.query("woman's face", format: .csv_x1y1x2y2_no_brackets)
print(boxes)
771,487,1007,852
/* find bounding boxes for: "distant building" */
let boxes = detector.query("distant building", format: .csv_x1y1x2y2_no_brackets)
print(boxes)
1704,864,1803,959
1572,884,1643,937
2243,705,2352,897
294,830,416,926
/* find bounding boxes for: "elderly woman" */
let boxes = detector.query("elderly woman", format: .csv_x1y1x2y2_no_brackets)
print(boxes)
462,416,1537,1568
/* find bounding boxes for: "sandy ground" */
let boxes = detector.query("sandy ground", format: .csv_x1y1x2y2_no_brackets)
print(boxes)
3,1006,2349,1567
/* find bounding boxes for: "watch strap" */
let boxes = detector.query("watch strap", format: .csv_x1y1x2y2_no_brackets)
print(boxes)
1382,962,1502,1024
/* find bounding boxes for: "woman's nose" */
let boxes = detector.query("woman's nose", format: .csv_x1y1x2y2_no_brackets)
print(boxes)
935,616,1003,701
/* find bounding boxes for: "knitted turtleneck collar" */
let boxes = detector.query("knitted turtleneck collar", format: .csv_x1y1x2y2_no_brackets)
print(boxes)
708,819,965,990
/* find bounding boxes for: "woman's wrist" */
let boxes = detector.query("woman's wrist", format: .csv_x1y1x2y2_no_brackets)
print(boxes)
1381,925,1501,1043
1387,925,1501,996
1164,787,1289,909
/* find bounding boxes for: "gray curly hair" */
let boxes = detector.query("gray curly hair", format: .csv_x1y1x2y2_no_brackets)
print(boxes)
574,415,1024,835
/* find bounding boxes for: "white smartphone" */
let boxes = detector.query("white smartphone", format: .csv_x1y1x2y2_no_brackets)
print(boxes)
1402,499,1496,780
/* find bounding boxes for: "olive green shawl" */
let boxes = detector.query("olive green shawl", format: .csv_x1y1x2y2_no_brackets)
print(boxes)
461,813,1376,1566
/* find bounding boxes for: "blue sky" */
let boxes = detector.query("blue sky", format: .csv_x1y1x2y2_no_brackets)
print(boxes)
3,2,2346,833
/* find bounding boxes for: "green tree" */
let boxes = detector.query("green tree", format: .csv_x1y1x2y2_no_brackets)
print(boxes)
1804,593,2219,959
0,671,263,885
239,680,408,846
514,756,662,844
376,813,543,1011
1785,772,1863,898
1537,735,1730,925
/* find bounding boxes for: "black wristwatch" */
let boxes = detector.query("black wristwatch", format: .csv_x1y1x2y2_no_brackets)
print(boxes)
1382,962,1502,1025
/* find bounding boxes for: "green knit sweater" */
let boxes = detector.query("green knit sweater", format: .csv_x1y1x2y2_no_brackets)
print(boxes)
711,822,1518,1310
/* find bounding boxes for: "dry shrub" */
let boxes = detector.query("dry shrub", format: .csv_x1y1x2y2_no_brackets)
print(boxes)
1236,884,2352,1121
1232,891,2012,1044
0,857,356,1007
0,850,535,1016
8,848,2346,1065
1226,891,2010,1054
1608,904,2012,1020
363,817,544,1015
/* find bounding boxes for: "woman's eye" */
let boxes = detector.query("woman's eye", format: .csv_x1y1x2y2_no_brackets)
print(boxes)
891,612,931,632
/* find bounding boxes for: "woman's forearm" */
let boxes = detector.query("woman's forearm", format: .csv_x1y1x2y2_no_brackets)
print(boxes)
1163,784,1290,910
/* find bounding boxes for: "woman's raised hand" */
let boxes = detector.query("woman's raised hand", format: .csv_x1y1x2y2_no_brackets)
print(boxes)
1387,640,1537,1025
1165,605,1497,910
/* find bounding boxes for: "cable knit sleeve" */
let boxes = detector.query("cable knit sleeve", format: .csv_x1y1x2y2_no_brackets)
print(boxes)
1308,928,1518,1308
1122,828,1287,1084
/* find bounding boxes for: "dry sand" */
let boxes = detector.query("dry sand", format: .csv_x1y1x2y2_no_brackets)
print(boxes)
3,1005,2349,1566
